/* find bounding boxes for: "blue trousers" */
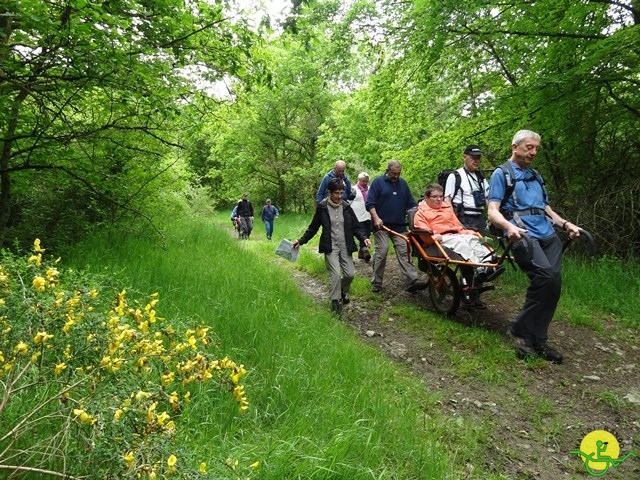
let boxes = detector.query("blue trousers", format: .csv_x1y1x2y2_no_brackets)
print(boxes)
264,220,274,239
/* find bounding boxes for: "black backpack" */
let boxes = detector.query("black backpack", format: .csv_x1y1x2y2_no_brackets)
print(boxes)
437,169,461,199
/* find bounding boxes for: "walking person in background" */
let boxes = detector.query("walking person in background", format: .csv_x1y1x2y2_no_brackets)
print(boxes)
366,160,428,294
488,129,580,364
350,172,372,262
316,160,353,203
235,192,254,239
443,145,489,234
293,178,371,316
260,198,279,240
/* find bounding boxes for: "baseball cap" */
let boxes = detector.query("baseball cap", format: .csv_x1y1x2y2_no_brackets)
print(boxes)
464,145,482,156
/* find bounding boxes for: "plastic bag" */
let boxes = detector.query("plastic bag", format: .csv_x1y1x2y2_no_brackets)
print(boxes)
275,239,299,262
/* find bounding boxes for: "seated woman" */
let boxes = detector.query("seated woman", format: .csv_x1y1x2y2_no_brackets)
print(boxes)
414,183,500,309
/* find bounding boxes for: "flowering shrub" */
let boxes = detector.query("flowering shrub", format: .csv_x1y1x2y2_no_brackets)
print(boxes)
0,240,252,478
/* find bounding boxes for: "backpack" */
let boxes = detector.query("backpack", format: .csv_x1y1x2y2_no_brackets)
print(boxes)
437,169,461,199
489,161,548,235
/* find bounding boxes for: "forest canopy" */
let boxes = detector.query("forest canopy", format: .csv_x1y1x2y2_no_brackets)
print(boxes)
1,0,639,256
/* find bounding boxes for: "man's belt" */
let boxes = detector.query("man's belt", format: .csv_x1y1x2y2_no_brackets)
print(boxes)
503,208,546,219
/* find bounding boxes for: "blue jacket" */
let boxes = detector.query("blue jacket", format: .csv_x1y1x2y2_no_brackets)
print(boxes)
297,199,367,254
315,170,353,203
366,174,417,232
261,205,279,222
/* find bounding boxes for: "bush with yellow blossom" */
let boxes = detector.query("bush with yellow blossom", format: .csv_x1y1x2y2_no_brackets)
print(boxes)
0,240,250,478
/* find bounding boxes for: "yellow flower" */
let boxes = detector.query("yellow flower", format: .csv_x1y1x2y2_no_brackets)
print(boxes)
73,408,96,425
54,362,67,375
0,299,5,306
135,390,151,402
250,461,260,469
0,351,4,363
33,238,46,253
28,254,42,266
167,454,177,473
124,451,135,469
199,462,207,474
114,408,124,421
157,411,170,426
88,288,98,298
146,402,157,423
160,371,174,385
14,341,28,355
33,331,54,344
46,267,59,280
32,276,46,291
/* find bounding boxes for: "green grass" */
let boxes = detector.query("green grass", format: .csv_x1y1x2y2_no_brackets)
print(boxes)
59,211,639,479
64,216,495,479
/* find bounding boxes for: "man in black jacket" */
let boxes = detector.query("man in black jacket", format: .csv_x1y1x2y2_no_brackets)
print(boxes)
235,193,254,238
293,178,371,315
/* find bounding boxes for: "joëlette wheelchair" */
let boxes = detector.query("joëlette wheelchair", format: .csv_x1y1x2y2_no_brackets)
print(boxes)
381,212,595,316
382,223,509,316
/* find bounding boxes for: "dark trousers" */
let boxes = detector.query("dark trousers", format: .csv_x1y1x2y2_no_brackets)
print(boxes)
358,220,372,251
511,233,563,347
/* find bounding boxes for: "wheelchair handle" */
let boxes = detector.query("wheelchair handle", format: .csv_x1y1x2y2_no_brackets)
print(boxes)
563,227,596,256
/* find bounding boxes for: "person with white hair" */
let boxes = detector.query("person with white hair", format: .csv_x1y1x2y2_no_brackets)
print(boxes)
349,171,372,261
488,129,580,364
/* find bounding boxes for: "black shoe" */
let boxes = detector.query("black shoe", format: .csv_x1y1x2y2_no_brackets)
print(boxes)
462,296,486,310
358,250,365,259
506,326,536,359
363,248,371,262
534,343,563,364
406,279,428,293
371,284,382,293
341,292,350,305
331,299,342,316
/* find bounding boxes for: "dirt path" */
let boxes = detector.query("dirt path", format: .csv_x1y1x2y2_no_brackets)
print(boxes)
287,254,640,479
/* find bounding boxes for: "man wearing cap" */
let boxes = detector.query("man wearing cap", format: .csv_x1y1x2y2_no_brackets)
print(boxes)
350,172,372,261
444,145,489,234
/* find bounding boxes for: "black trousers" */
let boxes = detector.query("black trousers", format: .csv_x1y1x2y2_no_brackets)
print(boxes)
510,233,563,347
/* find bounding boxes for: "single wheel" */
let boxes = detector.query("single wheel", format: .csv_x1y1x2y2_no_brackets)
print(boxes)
428,266,460,316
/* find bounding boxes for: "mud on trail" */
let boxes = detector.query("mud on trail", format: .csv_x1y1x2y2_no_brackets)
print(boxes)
286,254,640,480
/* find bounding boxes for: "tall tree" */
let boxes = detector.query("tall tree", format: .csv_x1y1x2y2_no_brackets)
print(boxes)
0,0,253,247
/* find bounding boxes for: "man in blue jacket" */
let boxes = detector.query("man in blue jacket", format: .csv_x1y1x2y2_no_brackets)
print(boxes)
316,160,353,204
366,160,428,294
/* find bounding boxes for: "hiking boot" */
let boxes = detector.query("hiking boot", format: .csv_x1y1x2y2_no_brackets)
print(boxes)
357,250,365,259
363,248,371,262
341,291,350,305
371,284,382,293
462,294,487,310
534,343,563,364
406,279,428,293
331,299,342,316
506,326,536,359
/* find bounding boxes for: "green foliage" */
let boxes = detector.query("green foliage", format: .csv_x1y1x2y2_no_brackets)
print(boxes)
0,0,254,249
0,239,249,478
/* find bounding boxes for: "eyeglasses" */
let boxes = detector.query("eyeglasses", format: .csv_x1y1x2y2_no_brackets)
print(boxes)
429,195,444,199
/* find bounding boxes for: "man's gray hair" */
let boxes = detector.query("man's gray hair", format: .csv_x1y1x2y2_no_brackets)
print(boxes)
512,130,541,145
386,159,402,170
